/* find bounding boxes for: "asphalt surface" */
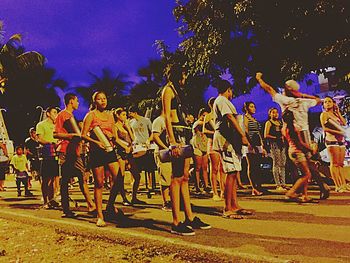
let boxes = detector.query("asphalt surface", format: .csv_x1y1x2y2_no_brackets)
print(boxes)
0,173,350,263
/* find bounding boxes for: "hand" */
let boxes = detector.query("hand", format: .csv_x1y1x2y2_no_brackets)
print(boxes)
334,105,341,115
262,148,267,157
97,141,105,150
241,135,250,146
125,146,131,154
310,142,318,155
170,143,181,158
256,72,263,81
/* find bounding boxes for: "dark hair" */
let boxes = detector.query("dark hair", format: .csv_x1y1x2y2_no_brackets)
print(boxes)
113,107,126,122
165,63,186,86
45,106,57,116
282,110,298,144
268,107,278,120
64,93,77,106
15,145,23,151
90,91,106,111
208,97,215,108
322,96,336,109
128,105,139,114
214,79,232,94
243,101,255,114
198,108,207,119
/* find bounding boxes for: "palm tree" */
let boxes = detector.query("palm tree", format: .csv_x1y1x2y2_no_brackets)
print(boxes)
0,21,45,93
88,68,132,108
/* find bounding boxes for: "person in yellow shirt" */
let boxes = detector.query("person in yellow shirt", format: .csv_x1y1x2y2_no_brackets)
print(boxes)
10,146,33,197
36,106,59,208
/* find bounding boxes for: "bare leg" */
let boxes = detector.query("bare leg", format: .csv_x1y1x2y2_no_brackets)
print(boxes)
194,155,202,189
328,146,342,188
92,166,105,220
80,171,95,210
170,177,181,225
106,161,120,210
210,152,220,196
181,158,194,221
202,154,209,188
286,160,312,199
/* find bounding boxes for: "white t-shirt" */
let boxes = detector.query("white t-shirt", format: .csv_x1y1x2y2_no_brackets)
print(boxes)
152,116,167,149
130,116,152,144
213,95,238,131
273,93,317,131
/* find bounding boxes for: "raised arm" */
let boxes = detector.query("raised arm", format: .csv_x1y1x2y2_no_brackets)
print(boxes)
256,72,277,97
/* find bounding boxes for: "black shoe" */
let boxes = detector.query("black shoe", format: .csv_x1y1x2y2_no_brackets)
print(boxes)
17,191,22,197
320,188,330,200
131,198,147,205
49,199,60,208
171,222,195,236
104,208,125,222
62,211,77,218
24,191,34,197
184,216,211,230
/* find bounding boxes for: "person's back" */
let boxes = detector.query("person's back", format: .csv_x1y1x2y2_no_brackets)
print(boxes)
130,116,152,144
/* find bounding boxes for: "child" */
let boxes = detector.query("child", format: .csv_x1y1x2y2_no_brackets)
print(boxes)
10,146,33,197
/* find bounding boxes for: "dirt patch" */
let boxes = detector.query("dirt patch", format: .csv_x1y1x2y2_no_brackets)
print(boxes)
0,217,237,263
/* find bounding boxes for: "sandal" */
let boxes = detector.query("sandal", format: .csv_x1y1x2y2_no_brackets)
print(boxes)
252,189,263,196
222,212,244,220
299,197,319,204
234,209,254,216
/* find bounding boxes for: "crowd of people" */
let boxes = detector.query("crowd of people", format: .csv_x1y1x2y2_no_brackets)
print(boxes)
0,65,349,236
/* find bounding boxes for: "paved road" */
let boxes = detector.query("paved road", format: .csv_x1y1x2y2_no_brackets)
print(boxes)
0,176,349,263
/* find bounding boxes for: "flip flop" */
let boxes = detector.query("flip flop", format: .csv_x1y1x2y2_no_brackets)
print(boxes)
298,197,319,204
234,209,254,216
222,212,244,219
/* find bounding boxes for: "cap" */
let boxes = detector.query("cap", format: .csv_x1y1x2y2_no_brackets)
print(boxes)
285,80,300,91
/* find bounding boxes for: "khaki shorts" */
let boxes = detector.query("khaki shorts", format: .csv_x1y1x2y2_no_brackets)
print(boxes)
213,131,241,173
155,153,172,187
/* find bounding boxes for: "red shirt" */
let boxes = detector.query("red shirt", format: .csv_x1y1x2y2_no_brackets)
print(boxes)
55,110,73,154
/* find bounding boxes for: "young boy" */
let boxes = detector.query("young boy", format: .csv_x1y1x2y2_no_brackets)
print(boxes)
10,146,33,197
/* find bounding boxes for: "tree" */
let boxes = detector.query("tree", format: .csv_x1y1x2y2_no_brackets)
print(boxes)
0,21,60,143
173,0,350,92
88,68,131,108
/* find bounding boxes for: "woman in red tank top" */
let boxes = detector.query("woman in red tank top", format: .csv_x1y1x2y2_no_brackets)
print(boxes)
82,91,123,227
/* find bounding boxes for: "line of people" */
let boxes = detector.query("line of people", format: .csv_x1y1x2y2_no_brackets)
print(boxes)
5,66,349,236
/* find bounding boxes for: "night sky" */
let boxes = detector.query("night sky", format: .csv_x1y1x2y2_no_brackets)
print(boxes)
1,0,323,122
1,0,180,86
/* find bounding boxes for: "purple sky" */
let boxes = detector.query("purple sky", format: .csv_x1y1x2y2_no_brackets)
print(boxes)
1,1,325,121
1,0,180,86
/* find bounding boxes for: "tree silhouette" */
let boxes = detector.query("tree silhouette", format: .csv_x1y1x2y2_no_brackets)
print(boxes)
0,21,60,143
88,68,131,108
173,0,350,92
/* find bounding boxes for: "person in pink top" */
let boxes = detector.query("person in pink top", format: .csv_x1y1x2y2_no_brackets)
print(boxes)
82,91,123,227
320,96,349,193
54,93,95,218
